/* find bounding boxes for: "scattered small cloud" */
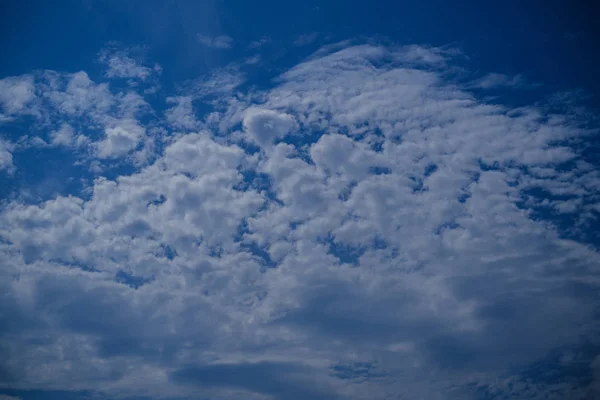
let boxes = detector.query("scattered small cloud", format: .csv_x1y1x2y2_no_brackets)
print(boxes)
197,34,233,49
49,123,89,148
293,32,319,46
245,55,261,65
99,48,157,81
186,67,245,98
248,36,271,49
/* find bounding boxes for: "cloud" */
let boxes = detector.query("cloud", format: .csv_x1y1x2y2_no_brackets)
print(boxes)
165,96,200,130
197,34,233,49
96,118,145,158
0,141,15,174
49,124,89,148
0,69,156,171
471,72,534,89
0,75,36,119
293,32,319,46
190,67,244,98
244,55,261,65
99,48,158,81
242,108,298,146
171,362,338,400
0,42,599,400
45,71,114,116
248,37,271,49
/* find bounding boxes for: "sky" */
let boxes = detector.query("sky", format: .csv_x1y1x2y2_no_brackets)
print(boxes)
1,1,600,399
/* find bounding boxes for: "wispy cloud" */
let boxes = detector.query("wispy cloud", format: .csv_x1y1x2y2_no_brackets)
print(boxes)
0,140,15,174
248,36,271,49
293,32,319,46
98,47,159,81
197,34,233,49
471,72,536,89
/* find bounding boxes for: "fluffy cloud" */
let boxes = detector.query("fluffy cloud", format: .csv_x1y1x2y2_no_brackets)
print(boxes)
99,47,159,81
166,96,201,130
96,119,146,158
0,75,36,119
0,67,156,171
0,42,599,400
243,108,298,147
45,71,114,116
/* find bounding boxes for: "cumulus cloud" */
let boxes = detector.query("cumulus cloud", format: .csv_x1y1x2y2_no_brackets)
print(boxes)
0,68,156,172
0,75,36,119
99,47,159,81
197,34,233,49
45,71,114,116
0,42,599,400
49,123,89,148
96,119,145,158
242,108,298,146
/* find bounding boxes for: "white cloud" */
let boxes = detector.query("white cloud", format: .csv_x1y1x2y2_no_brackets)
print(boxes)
192,67,245,97
0,75,36,119
293,32,319,46
248,37,270,49
2,69,158,169
393,44,460,66
165,96,200,130
197,34,233,49
0,42,599,400
96,118,145,158
0,140,15,174
245,55,261,65
242,108,297,146
49,123,89,148
471,72,532,89
45,71,114,117
99,48,156,81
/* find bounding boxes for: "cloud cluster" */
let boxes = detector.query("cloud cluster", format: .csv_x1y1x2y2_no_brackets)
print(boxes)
0,43,599,400
0,59,159,175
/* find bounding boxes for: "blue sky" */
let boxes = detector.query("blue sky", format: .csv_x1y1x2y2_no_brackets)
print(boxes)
1,1,599,400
